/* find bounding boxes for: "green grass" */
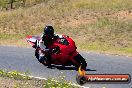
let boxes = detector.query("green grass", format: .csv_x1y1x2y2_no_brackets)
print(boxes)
76,40,132,56
74,17,132,55
0,69,30,80
0,0,132,56
0,69,76,88
88,17,132,47
75,0,132,11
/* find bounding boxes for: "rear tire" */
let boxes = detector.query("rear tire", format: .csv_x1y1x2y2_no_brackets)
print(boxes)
74,54,87,70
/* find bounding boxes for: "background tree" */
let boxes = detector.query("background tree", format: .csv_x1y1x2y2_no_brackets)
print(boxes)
22,0,26,6
9,0,13,9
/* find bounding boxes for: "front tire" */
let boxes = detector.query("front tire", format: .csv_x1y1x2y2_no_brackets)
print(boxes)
35,50,49,66
41,57,50,66
35,50,39,60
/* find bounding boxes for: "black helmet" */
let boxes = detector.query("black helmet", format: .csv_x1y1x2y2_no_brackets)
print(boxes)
44,26,54,39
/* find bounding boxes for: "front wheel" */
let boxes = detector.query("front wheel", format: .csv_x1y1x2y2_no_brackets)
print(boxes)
41,57,51,66
35,50,50,66
74,54,87,70
35,50,39,60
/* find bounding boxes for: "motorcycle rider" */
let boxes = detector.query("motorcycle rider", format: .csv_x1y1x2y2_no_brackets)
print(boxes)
37,25,63,67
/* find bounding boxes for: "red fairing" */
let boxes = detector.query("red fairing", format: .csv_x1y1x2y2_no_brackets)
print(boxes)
48,35,78,65
26,36,32,39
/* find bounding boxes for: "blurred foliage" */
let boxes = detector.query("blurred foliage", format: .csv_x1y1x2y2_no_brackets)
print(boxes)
0,0,48,10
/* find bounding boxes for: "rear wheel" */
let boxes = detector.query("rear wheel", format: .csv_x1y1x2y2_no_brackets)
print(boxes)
74,54,87,70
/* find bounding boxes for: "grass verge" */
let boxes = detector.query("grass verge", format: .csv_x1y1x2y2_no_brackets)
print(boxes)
0,0,132,56
0,69,76,88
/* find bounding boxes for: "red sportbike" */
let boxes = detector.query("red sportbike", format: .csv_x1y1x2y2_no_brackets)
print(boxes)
26,35,87,70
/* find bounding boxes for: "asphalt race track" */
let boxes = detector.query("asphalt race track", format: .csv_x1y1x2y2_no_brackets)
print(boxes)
0,46,132,88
